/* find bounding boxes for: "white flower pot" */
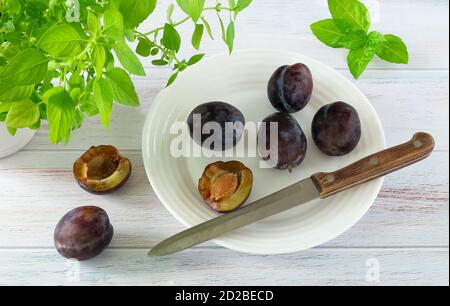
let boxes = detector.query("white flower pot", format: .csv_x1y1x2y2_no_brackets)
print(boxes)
0,123,36,159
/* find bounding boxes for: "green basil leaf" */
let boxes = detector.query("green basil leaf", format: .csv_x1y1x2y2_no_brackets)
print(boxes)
217,13,227,43
375,34,409,64
5,99,40,128
328,0,370,33
226,21,236,54
347,42,375,79
0,113,7,122
92,45,106,77
166,72,179,87
187,54,205,66
151,48,160,56
105,68,139,107
234,0,253,12
0,48,48,85
94,78,114,128
368,31,386,47
120,0,157,29
177,0,205,23
6,0,22,16
0,84,34,102
72,111,84,130
340,30,368,49
136,37,153,57
104,5,124,42
84,96,99,117
192,24,204,50
37,24,84,57
113,41,146,76
201,17,214,40
0,102,13,113
152,59,169,66
7,126,17,136
162,23,181,52
47,87,76,144
30,119,41,130
87,10,101,36
310,19,349,48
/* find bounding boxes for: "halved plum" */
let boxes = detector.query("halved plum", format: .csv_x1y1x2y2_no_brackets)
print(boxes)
198,161,253,213
73,145,131,194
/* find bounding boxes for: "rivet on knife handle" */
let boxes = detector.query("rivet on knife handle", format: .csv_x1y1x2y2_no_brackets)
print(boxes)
311,132,435,199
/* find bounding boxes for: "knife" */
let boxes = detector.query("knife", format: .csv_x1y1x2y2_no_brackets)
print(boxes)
149,132,435,256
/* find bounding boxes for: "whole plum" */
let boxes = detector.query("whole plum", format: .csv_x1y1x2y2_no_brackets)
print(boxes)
258,112,307,171
267,63,313,113
187,101,245,151
54,206,114,261
312,101,362,156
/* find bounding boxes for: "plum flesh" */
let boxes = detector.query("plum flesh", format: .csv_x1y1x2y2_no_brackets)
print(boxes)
198,161,253,213
73,145,132,194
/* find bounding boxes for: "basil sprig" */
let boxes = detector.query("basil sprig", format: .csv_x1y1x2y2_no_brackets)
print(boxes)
311,0,409,79
0,0,252,144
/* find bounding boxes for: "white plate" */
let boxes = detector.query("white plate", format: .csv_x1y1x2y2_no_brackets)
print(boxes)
0,124,35,159
142,49,385,254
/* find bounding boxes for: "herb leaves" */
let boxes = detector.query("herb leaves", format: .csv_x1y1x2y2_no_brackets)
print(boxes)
0,0,252,143
311,0,409,79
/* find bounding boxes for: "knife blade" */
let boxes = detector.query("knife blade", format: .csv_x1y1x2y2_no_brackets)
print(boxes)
149,178,319,256
149,132,435,256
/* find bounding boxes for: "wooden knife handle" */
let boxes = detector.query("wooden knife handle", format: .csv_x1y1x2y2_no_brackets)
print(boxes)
311,132,435,199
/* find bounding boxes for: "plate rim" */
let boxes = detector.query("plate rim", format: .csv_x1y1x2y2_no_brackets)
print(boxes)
142,48,386,254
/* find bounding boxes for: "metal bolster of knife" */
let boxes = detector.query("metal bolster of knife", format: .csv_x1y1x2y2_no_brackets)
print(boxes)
311,132,436,199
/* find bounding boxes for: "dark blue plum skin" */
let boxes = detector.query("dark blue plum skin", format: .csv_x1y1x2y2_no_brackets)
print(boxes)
267,63,313,113
312,102,362,156
54,206,114,261
187,101,245,151
258,112,307,170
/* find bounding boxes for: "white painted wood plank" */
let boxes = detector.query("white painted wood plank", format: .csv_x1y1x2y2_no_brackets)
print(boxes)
23,70,450,151
0,151,447,248
139,0,449,70
0,248,447,286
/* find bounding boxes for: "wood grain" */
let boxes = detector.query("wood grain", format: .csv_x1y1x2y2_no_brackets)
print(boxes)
0,248,447,286
0,0,448,286
0,151,447,248
313,133,436,198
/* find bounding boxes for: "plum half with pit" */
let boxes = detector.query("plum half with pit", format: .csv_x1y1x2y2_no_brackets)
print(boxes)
73,145,132,194
268,63,313,113
258,112,307,171
198,161,253,213
187,102,245,151
54,206,114,261
312,101,362,156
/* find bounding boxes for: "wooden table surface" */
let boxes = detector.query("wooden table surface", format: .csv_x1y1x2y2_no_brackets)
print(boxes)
0,0,448,286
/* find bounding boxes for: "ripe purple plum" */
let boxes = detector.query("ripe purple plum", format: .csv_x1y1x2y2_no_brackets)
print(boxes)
187,101,245,151
312,101,362,156
54,206,114,261
258,112,307,171
268,63,313,113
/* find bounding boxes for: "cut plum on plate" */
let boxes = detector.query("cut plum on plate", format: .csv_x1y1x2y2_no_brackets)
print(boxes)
198,161,253,213
73,145,132,194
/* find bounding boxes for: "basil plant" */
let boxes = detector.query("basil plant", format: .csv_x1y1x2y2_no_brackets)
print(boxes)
0,0,252,143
